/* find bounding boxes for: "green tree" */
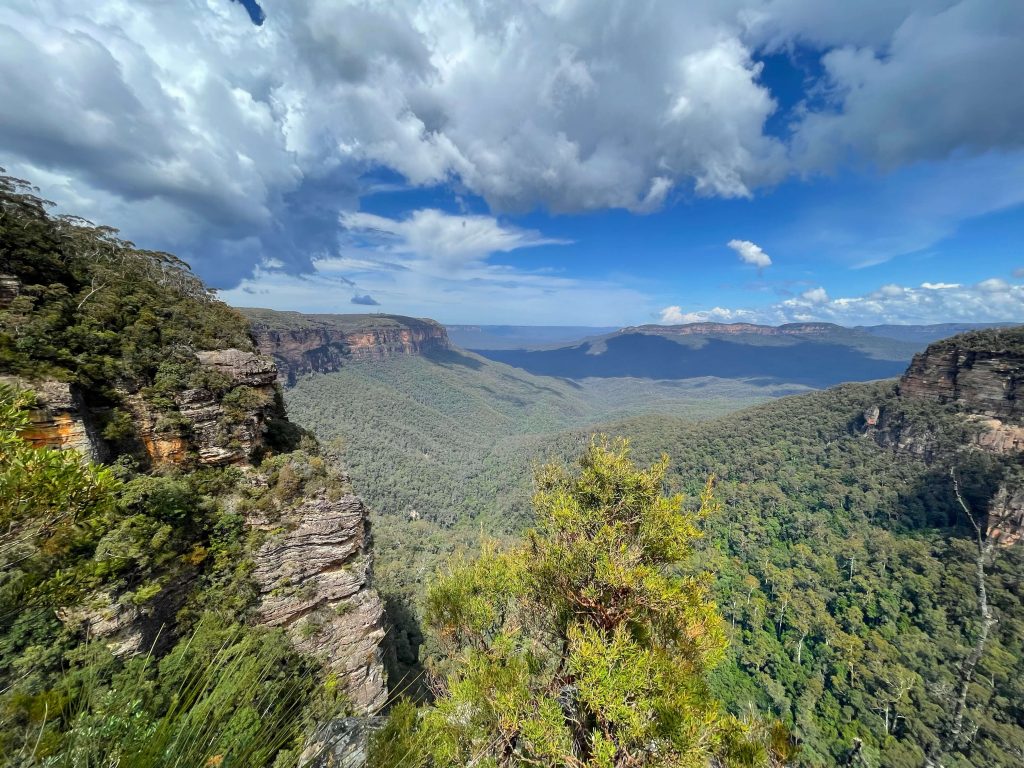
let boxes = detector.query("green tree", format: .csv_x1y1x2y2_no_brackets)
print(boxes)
371,437,791,767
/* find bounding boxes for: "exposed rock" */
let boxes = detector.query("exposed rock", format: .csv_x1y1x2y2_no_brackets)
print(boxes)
195,347,278,388
0,375,102,459
125,348,278,468
970,416,1024,455
299,717,386,768
899,329,1024,421
987,482,1024,547
240,309,450,385
57,592,146,658
0,274,20,309
56,575,191,659
252,493,388,713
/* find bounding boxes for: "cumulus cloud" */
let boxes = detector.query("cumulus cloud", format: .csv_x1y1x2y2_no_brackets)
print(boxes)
1,0,1020,294
351,293,380,306
661,278,1024,327
659,305,757,325
727,239,772,268
782,0,1024,170
800,287,829,303
339,209,568,269
222,254,653,325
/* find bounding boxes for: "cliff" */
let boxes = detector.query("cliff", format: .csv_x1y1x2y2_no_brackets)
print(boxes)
4,350,391,712
1,348,279,469
240,308,450,385
865,326,1024,543
898,327,1024,421
251,492,388,712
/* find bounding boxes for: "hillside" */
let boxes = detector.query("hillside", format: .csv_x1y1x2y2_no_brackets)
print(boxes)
280,350,806,674
474,322,921,386
0,174,390,764
445,323,617,349
282,326,1024,767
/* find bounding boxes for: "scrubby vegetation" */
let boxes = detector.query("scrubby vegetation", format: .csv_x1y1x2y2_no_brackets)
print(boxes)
0,174,352,766
369,440,794,767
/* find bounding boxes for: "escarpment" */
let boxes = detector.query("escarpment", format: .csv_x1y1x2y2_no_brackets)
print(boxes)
899,327,1024,420
251,492,388,712
862,326,1024,542
239,307,450,384
2,348,279,468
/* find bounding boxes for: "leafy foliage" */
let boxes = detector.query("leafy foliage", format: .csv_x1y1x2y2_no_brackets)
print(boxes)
371,439,792,767
0,171,252,394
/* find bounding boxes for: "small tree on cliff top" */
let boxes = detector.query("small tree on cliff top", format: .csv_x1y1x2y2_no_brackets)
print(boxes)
371,437,792,768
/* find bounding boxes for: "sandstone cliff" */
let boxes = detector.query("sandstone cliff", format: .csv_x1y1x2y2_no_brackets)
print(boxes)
899,328,1023,421
4,348,391,713
251,492,388,713
240,307,450,385
864,326,1024,542
1,348,279,469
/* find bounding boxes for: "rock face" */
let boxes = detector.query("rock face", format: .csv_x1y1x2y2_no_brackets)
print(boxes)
866,327,1024,544
2,348,279,468
0,274,19,309
0,376,103,460
251,493,388,713
899,329,1024,420
299,717,386,768
241,308,450,385
129,348,279,468
10,348,391,711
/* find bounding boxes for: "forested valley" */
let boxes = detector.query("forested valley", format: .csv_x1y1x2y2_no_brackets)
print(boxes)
283,345,1024,767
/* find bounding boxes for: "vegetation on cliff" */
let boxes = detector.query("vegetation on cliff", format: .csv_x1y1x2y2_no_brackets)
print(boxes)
0,174,370,766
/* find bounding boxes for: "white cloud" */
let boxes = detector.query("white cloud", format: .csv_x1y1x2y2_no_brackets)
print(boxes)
221,208,646,324
977,278,1010,292
661,278,1024,326
727,239,772,268
658,305,758,325
1,0,1021,294
785,0,1024,170
338,209,568,269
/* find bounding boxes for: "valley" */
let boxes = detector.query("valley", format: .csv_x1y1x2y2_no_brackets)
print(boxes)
3,172,1022,768
257,308,1024,767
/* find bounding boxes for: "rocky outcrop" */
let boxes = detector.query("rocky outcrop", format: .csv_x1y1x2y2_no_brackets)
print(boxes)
0,376,103,460
864,328,1024,544
1,348,279,468
898,329,1024,421
251,493,388,713
240,308,450,385
299,717,386,768
126,348,279,468
0,274,19,309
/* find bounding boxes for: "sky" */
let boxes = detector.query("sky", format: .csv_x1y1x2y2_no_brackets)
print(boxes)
1,0,1023,326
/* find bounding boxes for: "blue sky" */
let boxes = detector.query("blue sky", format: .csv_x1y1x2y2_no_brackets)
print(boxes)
2,0,1022,325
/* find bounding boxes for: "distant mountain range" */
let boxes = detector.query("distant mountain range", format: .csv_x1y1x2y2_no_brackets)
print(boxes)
446,324,618,350
467,321,1021,387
